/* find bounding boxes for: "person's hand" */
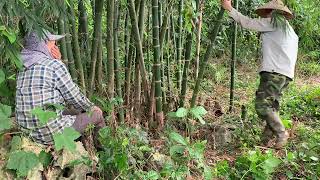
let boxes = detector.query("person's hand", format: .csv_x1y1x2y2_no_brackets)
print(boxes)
51,45,62,60
91,106,103,115
221,0,233,12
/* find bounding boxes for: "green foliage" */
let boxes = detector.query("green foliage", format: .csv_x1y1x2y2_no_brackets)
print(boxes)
6,150,39,177
53,127,81,152
167,131,213,180
169,106,208,125
0,103,12,131
214,149,282,179
282,86,320,119
97,126,153,178
0,69,5,84
297,60,320,76
31,107,57,125
38,150,52,168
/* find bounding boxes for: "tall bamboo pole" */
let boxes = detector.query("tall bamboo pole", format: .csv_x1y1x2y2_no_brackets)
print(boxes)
106,0,115,124
69,1,86,91
134,0,146,123
152,0,164,128
114,0,124,123
128,0,150,100
176,0,184,90
78,0,90,79
229,0,238,112
195,0,203,79
88,0,104,95
64,19,77,81
190,8,225,107
58,15,68,68
179,31,193,107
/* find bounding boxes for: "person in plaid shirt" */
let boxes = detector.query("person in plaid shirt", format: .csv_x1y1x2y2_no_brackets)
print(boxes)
16,31,105,145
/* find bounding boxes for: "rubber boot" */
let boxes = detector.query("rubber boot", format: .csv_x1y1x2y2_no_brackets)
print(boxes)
265,111,289,149
261,125,274,146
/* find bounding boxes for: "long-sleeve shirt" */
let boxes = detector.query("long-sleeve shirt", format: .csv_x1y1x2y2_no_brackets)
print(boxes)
229,8,299,79
16,57,93,144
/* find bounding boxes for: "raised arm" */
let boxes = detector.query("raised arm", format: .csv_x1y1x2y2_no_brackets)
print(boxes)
221,0,275,32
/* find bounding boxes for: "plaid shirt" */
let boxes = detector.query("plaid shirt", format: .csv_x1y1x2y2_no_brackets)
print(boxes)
16,57,93,145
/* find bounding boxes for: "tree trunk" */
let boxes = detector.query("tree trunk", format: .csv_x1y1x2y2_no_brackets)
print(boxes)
190,8,225,108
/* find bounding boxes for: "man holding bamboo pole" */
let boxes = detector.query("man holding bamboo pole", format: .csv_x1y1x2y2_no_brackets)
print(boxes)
221,0,298,149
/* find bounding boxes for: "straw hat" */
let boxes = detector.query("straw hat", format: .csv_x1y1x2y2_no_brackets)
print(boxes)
256,0,294,19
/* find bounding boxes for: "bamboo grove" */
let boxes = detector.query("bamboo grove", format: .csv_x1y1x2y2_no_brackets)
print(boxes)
0,0,228,129
1,0,319,129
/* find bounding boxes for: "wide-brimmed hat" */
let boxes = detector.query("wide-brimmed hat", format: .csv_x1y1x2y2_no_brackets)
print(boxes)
256,0,294,19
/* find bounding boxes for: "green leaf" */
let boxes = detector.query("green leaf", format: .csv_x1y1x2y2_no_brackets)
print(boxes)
176,108,188,118
190,106,207,116
169,145,186,158
145,170,160,180
6,151,39,177
31,107,57,125
53,127,81,152
0,103,11,117
310,156,319,161
262,157,282,174
169,132,188,146
139,145,152,152
38,150,52,168
10,136,22,152
114,153,128,171
0,104,12,131
282,119,292,129
0,117,12,131
0,69,5,84
190,106,207,124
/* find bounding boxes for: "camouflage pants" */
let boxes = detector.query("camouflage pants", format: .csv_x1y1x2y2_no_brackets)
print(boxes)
255,72,291,133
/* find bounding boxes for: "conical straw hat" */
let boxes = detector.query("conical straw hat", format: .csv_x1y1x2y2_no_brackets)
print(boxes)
256,0,294,19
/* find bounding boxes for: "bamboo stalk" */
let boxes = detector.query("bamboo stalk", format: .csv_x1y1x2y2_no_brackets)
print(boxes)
229,0,238,112
128,0,150,100
78,0,90,79
179,31,193,107
114,0,124,123
69,0,86,91
58,15,68,68
152,0,164,128
176,0,184,90
88,0,104,96
195,0,203,79
64,18,77,81
190,8,225,108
